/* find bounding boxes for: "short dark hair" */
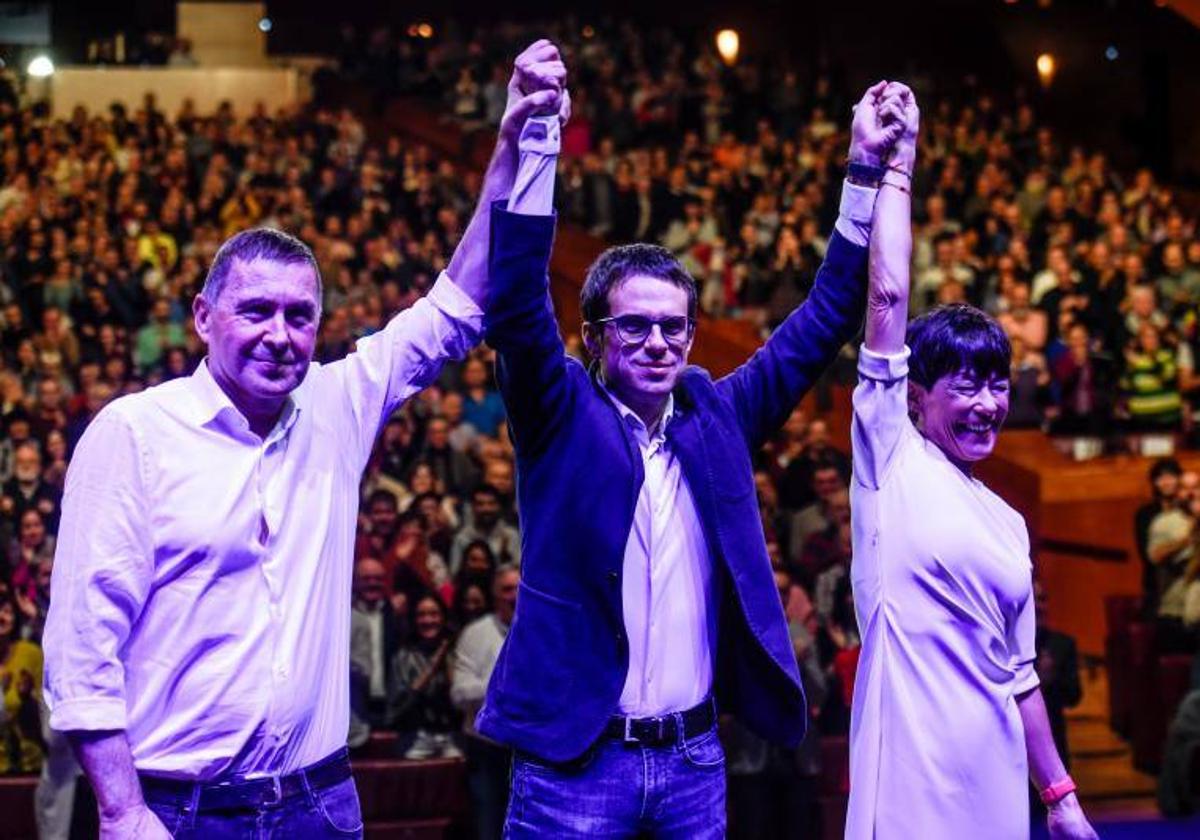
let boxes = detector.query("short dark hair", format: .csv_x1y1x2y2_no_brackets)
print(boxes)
367,489,398,511
1149,457,1183,483
580,243,697,323
202,227,321,305
472,484,501,505
907,304,1011,388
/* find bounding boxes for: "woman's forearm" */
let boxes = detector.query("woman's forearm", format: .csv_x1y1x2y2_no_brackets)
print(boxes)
864,175,911,356
1017,686,1068,789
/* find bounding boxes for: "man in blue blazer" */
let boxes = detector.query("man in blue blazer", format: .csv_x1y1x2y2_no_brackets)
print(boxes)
481,55,903,836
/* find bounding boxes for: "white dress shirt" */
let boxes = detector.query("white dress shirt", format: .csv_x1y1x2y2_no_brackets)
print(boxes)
607,392,719,717
43,276,482,779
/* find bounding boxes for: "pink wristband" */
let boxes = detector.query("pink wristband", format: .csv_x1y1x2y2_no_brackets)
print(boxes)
1039,777,1077,806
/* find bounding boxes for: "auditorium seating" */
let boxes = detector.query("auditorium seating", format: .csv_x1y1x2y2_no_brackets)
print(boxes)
1105,596,1195,773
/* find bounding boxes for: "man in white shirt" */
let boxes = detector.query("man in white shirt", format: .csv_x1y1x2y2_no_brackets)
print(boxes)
41,42,568,840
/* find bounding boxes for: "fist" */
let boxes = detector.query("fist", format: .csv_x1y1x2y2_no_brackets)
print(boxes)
849,81,901,167
878,82,920,172
500,40,570,143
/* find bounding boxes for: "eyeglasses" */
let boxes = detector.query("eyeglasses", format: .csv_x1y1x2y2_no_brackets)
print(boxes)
592,314,695,347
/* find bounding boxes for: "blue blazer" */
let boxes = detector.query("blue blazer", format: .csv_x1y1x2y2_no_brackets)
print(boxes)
477,204,867,762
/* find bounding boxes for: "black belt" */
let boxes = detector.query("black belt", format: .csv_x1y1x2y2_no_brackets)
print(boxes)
601,698,716,747
139,747,352,812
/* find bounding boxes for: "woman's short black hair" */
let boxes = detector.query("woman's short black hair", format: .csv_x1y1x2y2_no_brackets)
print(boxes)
580,243,697,323
906,304,1011,388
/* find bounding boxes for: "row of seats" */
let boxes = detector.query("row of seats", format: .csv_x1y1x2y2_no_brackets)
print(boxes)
1105,595,1194,772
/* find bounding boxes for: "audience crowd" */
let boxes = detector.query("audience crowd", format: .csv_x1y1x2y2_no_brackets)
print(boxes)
341,15,1200,439
2,12,1193,838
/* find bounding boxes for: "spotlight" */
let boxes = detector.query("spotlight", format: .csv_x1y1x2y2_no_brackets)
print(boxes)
715,29,740,66
26,55,53,78
258,17,272,33
582,25,595,39
1105,45,1118,61
1036,52,1055,86
416,23,434,39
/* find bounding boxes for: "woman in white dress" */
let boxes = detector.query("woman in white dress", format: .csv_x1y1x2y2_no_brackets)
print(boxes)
845,84,1097,840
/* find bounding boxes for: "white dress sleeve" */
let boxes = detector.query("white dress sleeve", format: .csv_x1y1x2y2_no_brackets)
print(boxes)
852,345,913,490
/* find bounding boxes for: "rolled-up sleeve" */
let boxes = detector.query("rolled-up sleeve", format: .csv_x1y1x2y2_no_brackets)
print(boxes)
43,407,153,732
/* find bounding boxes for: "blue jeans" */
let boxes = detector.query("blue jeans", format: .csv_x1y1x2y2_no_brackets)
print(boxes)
503,724,726,838
143,772,363,839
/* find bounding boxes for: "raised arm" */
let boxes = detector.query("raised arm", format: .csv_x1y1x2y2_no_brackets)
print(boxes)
864,85,916,355
716,82,897,449
851,84,918,491
328,42,568,462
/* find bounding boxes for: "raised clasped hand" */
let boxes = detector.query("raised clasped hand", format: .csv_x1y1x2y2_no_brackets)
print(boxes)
499,39,571,145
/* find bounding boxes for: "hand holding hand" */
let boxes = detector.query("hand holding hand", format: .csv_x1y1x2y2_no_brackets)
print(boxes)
849,81,904,167
499,40,570,145
878,82,920,173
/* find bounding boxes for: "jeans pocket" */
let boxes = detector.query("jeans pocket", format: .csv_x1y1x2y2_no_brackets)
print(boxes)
314,777,364,835
515,741,600,778
680,727,725,769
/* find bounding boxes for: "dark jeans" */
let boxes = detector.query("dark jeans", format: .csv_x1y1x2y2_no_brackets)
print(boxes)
503,724,726,838
141,756,363,839
465,735,512,840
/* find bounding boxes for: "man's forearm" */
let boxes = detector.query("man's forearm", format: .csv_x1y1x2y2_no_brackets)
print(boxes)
68,729,146,820
447,136,518,309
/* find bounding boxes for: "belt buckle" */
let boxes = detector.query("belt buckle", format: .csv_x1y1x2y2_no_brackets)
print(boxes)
623,716,638,744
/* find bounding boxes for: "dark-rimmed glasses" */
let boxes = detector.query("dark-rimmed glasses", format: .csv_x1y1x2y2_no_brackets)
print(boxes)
592,314,695,347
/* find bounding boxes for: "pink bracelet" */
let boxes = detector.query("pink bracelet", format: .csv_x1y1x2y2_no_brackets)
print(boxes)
1039,777,1077,806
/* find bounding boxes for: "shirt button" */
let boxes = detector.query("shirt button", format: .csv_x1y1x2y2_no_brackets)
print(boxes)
607,571,618,585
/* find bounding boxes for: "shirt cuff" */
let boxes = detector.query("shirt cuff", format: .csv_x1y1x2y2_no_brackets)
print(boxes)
858,345,910,382
507,115,559,217
49,695,127,732
834,180,878,247
426,270,484,341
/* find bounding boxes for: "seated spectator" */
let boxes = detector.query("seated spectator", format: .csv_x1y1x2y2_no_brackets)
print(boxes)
1147,482,1200,654
459,356,506,438
816,574,860,735
439,391,479,453
0,586,44,773
134,298,185,373
1137,458,1185,617
787,457,847,567
350,557,403,729
1050,321,1116,436
1007,335,1049,428
795,487,851,591
452,574,493,631
452,564,519,840
777,419,850,512
450,484,520,574
996,282,1047,352
7,508,54,609
1122,322,1181,430
420,415,479,498
387,591,462,759
2,441,61,532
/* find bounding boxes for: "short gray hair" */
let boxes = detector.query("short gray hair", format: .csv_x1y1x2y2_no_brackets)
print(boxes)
201,227,322,304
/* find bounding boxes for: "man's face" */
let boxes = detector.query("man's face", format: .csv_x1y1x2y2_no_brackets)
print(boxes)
473,493,500,530
912,368,1010,468
353,560,387,605
14,446,40,483
441,393,463,423
484,461,513,496
427,418,449,449
194,258,320,413
812,467,841,502
588,275,693,411
369,499,398,535
494,569,519,621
